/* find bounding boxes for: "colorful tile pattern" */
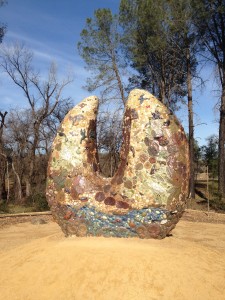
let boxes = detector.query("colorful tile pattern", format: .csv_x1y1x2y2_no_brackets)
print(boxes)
46,89,189,239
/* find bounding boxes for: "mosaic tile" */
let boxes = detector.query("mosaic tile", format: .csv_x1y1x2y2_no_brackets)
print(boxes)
46,89,189,239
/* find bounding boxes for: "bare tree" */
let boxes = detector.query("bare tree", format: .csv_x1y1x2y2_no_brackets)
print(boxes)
2,98,73,204
0,0,7,43
97,108,123,177
0,43,73,197
5,109,32,202
0,111,7,200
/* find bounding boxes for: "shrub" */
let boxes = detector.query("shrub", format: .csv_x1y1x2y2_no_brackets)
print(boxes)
27,193,49,212
0,200,9,213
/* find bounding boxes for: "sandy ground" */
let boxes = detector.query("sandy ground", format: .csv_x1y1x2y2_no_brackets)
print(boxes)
0,219,225,300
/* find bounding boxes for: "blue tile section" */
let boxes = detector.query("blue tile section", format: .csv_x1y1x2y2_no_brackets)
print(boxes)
68,205,168,237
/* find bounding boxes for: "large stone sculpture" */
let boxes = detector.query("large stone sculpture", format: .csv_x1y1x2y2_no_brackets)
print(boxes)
46,89,189,239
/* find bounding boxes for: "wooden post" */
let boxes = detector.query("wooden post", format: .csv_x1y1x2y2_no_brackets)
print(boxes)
6,161,10,204
206,166,210,213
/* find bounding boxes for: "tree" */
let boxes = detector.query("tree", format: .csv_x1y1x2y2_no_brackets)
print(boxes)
43,97,73,142
78,8,127,106
201,135,219,179
193,138,202,176
168,0,201,199
97,108,123,176
0,0,7,43
0,43,73,197
1,99,73,204
0,0,7,200
120,0,200,198
119,0,187,109
0,111,7,200
193,0,225,199
4,109,33,203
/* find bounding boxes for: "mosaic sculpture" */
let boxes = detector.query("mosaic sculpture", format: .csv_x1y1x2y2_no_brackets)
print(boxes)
46,89,189,239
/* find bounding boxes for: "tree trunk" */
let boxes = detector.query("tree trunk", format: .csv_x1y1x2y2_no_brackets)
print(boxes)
26,124,40,197
160,53,166,105
0,156,7,200
0,112,7,200
160,79,166,105
12,162,22,204
112,59,126,106
25,179,31,198
187,47,195,199
218,81,225,200
0,146,7,201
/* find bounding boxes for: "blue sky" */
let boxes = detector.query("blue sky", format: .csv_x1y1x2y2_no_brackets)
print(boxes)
0,0,220,146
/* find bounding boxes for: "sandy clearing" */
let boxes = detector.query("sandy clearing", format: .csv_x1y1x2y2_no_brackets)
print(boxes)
0,220,225,300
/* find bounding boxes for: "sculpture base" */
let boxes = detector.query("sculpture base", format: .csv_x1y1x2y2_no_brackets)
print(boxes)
50,204,184,239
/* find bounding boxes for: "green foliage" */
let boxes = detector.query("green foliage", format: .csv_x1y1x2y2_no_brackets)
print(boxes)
27,193,49,212
194,139,202,164
119,0,192,109
78,8,126,104
0,200,9,213
193,0,225,197
209,180,225,210
194,180,225,212
193,0,225,77
0,196,49,214
201,135,218,178
210,199,225,211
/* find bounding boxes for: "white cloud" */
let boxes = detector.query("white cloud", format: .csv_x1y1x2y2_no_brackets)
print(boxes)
6,30,79,63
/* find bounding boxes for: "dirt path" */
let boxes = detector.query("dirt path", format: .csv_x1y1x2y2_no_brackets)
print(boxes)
0,219,225,300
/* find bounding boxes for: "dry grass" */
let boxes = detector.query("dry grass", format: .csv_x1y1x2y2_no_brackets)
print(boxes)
190,180,225,212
